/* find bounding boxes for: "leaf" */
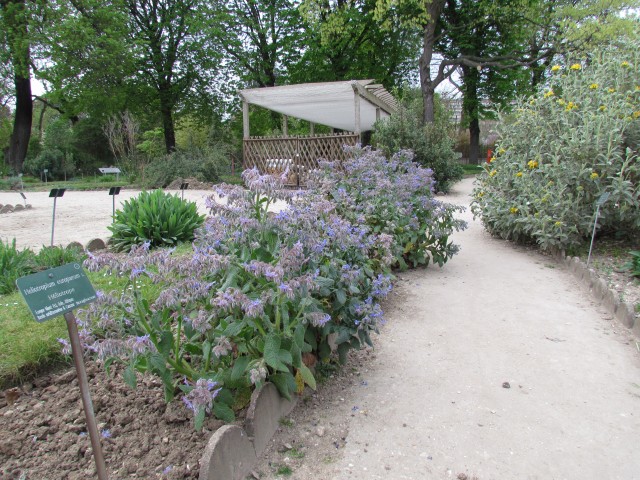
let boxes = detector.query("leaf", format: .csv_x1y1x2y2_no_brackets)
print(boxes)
184,343,203,356
335,289,347,305
298,364,316,390
231,356,251,382
123,364,137,389
264,334,288,372
337,342,350,365
213,401,236,423
158,330,174,357
194,407,206,432
269,373,294,401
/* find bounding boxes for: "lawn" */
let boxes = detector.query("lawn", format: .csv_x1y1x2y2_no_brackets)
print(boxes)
0,269,161,388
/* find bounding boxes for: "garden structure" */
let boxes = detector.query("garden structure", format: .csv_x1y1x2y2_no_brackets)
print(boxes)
239,80,397,186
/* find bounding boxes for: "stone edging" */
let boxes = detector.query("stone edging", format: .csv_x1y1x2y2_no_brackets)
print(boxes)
0,204,32,214
199,383,297,480
549,248,639,336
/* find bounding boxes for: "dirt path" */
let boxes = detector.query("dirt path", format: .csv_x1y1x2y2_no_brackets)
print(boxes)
253,177,640,479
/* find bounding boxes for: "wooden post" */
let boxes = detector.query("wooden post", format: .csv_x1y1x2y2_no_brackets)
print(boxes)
376,107,381,122
282,114,288,137
242,100,250,139
309,122,315,136
64,311,109,480
354,91,361,142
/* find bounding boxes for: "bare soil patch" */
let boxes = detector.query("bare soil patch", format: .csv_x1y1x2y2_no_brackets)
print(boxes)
0,362,229,479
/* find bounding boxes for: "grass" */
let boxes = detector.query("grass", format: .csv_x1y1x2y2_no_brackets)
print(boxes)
0,174,135,192
279,417,294,427
286,447,305,459
219,174,243,185
0,269,161,388
461,163,484,175
275,465,293,476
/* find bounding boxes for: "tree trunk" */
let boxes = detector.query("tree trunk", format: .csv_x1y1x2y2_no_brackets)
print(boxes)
6,75,32,172
159,86,176,153
419,0,446,124
461,65,481,164
3,0,33,173
469,116,480,165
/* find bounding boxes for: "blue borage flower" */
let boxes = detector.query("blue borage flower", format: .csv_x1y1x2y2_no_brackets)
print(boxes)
182,378,221,414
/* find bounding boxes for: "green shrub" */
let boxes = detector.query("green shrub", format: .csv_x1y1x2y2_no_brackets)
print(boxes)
628,251,640,278
472,39,640,250
373,88,464,193
0,239,35,295
108,190,205,251
144,146,229,188
34,245,85,270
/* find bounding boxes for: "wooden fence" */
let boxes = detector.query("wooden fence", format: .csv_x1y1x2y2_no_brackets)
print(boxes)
243,133,359,187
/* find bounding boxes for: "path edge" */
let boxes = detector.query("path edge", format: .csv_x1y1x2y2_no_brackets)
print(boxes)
549,247,638,336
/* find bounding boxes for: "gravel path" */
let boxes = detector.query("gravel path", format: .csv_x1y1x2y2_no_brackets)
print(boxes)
254,176,640,479
0,188,215,251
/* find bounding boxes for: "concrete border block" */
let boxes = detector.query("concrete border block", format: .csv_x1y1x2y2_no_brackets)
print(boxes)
199,425,257,480
85,238,106,252
594,278,609,302
587,270,598,290
602,290,619,315
633,314,640,337
245,382,297,456
0,204,14,214
615,302,636,329
66,241,84,251
13,204,24,211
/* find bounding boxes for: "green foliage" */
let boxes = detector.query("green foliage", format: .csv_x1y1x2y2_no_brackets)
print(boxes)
373,89,464,192
472,39,640,250
0,241,86,295
34,245,85,270
0,239,34,295
108,190,205,251
628,251,640,278
143,146,229,188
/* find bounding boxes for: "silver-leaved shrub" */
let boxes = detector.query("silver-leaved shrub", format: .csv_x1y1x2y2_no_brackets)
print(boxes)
472,37,640,250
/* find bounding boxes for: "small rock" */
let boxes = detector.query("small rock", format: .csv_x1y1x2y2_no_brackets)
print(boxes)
502,382,511,389
316,426,326,437
458,474,468,480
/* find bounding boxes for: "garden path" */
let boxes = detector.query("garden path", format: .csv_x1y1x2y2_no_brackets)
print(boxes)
256,176,640,479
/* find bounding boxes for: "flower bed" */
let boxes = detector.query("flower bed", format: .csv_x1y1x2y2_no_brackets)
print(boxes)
74,147,467,429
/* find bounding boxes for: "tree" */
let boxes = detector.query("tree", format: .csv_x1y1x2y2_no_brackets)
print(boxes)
296,0,420,87
376,0,636,163
124,0,223,153
36,0,136,122
0,0,33,173
214,0,304,88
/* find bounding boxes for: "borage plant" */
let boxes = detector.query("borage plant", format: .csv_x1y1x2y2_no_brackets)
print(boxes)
75,150,466,429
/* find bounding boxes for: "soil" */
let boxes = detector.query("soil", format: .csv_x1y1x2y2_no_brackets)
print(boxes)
0,362,227,479
579,238,640,320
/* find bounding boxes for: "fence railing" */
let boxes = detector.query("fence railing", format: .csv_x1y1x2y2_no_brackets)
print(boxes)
243,133,359,187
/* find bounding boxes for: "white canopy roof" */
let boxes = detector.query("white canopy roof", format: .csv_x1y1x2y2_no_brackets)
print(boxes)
239,80,397,133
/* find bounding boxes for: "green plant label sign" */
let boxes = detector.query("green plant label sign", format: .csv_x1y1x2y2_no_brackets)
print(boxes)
16,263,97,322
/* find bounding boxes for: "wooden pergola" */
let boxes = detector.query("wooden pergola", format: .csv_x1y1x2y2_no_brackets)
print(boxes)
239,80,397,186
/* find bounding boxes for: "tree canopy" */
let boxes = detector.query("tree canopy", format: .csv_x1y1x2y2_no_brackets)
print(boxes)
0,0,637,172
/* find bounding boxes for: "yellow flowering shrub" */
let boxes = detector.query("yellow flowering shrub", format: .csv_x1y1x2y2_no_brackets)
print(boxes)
472,39,640,250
